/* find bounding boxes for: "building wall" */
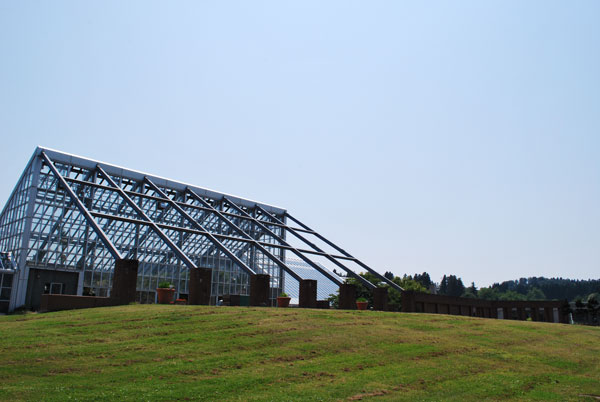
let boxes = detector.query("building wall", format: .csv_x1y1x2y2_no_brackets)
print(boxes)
1,151,285,311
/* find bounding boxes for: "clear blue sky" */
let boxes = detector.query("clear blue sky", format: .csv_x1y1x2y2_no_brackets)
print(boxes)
1,1,598,287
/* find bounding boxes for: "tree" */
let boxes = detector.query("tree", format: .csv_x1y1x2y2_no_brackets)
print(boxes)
499,290,526,301
461,288,477,298
526,287,546,301
413,272,433,290
327,272,428,312
439,275,465,297
478,287,501,300
439,275,448,295
461,281,477,298
384,271,395,280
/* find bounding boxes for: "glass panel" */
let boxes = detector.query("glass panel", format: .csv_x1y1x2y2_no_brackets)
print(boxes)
3,274,12,287
0,288,10,300
50,283,63,294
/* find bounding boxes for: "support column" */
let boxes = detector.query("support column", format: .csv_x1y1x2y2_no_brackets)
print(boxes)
299,279,317,308
544,307,553,322
401,290,416,313
372,287,388,311
250,274,270,307
338,284,356,310
189,268,212,305
111,259,139,305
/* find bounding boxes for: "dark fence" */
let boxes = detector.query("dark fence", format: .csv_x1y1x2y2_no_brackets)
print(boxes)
401,291,568,323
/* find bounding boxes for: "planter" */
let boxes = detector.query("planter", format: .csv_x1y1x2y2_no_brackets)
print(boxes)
156,288,175,304
277,297,291,308
356,301,368,311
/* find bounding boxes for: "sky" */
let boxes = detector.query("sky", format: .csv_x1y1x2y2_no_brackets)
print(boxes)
0,1,598,287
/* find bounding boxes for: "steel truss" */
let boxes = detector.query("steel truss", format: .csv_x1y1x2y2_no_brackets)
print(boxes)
0,147,401,308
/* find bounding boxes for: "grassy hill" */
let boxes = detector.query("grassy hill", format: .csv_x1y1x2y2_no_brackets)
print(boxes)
0,305,598,401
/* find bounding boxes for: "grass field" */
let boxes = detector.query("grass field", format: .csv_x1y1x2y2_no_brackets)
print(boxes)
0,305,598,401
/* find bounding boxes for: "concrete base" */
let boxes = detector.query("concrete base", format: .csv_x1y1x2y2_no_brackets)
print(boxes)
373,287,388,311
189,268,212,305
299,279,317,308
250,274,270,307
338,284,356,310
111,259,139,304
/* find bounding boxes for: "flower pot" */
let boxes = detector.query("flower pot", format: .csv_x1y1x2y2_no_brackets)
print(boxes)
356,301,368,310
277,297,291,308
156,288,175,304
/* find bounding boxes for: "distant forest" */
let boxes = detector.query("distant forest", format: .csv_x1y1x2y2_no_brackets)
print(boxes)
332,269,600,303
397,272,600,302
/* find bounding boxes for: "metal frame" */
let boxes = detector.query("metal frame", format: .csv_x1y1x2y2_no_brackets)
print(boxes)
142,177,256,276
185,188,302,282
0,147,399,311
41,152,122,260
284,212,404,292
254,204,378,290
222,197,344,286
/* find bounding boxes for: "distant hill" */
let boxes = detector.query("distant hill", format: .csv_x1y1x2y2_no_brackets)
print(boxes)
484,277,600,301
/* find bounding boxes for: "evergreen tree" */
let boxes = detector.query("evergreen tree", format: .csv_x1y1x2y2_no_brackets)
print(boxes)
439,275,465,297
414,272,433,289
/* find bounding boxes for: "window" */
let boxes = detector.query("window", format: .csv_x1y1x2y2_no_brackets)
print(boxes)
50,282,63,294
0,273,13,301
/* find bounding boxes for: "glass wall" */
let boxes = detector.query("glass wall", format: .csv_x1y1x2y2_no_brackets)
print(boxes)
2,152,284,305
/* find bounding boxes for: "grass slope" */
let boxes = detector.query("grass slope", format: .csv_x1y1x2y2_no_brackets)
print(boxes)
0,305,598,401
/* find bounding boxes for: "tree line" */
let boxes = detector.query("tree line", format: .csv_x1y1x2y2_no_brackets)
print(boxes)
329,269,599,312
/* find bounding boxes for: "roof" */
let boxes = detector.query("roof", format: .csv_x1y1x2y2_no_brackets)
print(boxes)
36,146,286,215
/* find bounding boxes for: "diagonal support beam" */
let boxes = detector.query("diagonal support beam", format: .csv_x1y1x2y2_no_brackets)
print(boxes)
284,212,404,292
40,152,122,260
142,177,256,276
185,188,303,282
272,207,404,292
95,164,197,270
222,197,343,287
254,205,377,290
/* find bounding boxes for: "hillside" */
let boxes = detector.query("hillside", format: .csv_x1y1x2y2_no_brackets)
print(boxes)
0,305,598,401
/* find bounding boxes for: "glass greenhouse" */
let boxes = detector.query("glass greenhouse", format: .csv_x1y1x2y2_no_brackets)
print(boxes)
0,147,398,312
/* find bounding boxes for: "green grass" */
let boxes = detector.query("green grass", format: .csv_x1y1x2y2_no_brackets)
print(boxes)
0,305,598,401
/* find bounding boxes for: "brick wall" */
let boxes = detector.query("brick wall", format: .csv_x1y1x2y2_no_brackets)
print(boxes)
40,295,120,312
401,291,568,323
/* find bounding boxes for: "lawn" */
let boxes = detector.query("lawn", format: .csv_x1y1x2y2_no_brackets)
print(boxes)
0,305,598,401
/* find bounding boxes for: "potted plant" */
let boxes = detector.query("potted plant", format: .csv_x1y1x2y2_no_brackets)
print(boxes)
157,281,175,304
356,297,368,311
277,292,291,308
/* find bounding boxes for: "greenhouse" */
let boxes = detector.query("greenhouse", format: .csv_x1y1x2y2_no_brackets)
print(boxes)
0,147,399,312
